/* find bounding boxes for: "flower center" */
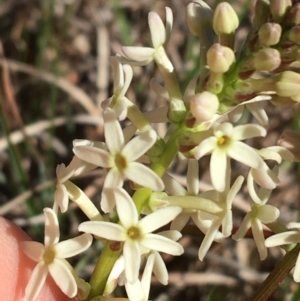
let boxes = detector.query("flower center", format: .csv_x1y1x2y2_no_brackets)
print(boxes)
43,247,56,264
217,135,229,146
114,153,128,171
127,226,141,240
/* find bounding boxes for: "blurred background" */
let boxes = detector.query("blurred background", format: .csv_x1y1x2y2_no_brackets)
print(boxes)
0,0,299,300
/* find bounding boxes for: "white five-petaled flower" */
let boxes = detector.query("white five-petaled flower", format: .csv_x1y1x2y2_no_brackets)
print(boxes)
101,57,133,120
78,187,184,284
73,108,164,212
194,122,266,192
21,208,93,301
265,224,300,282
232,176,279,260
120,7,173,72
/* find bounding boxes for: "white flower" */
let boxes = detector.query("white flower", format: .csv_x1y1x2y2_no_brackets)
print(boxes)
197,175,244,260
194,122,266,192
78,187,183,284
120,7,173,72
21,208,93,301
102,57,133,120
73,108,164,212
54,152,97,213
232,179,279,260
125,253,155,301
265,225,300,282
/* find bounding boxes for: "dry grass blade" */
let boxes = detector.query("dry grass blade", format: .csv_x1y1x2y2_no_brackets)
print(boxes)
0,114,103,151
0,58,99,116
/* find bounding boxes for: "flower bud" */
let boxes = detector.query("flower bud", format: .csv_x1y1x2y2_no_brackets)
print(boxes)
278,130,300,161
189,91,219,122
206,43,235,73
186,1,213,36
252,0,271,30
276,71,300,97
270,95,296,106
288,25,300,44
254,48,281,71
286,3,300,25
258,23,282,46
213,2,239,36
270,0,292,21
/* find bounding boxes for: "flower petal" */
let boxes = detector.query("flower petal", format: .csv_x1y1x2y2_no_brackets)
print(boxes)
210,150,228,192
21,241,44,262
120,65,133,98
187,159,199,195
78,221,126,241
149,11,166,48
115,188,138,228
141,233,183,255
49,259,77,297
110,56,124,92
123,240,141,283
226,176,244,207
194,137,217,159
25,262,48,301
252,219,267,260
257,204,279,224
227,141,264,169
246,102,268,128
124,162,164,191
198,218,222,261
170,214,190,231
73,146,111,168
44,208,59,246
104,108,124,154
294,254,300,282
54,183,69,213
141,253,155,297
232,124,266,141
250,165,279,189
122,130,157,162
139,206,182,233
152,251,168,285
162,173,187,196
232,214,251,240
265,231,300,247
103,168,123,188
165,7,173,44
55,233,93,258
125,279,145,301
122,46,155,62
101,187,118,213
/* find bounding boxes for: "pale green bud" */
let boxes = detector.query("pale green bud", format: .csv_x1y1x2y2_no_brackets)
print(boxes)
287,3,300,25
252,0,271,30
258,23,282,46
212,2,239,35
254,48,281,71
270,95,296,106
288,25,300,44
276,71,300,97
270,0,292,21
189,91,219,122
186,0,213,36
206,43,235,73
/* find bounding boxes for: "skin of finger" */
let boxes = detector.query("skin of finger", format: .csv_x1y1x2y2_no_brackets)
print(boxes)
0,217,76,301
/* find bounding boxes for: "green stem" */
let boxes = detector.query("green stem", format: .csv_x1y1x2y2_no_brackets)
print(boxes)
250,244,300,301
88,242,122,299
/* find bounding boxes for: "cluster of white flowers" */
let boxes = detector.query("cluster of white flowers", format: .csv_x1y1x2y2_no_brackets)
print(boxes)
21,1,300,301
